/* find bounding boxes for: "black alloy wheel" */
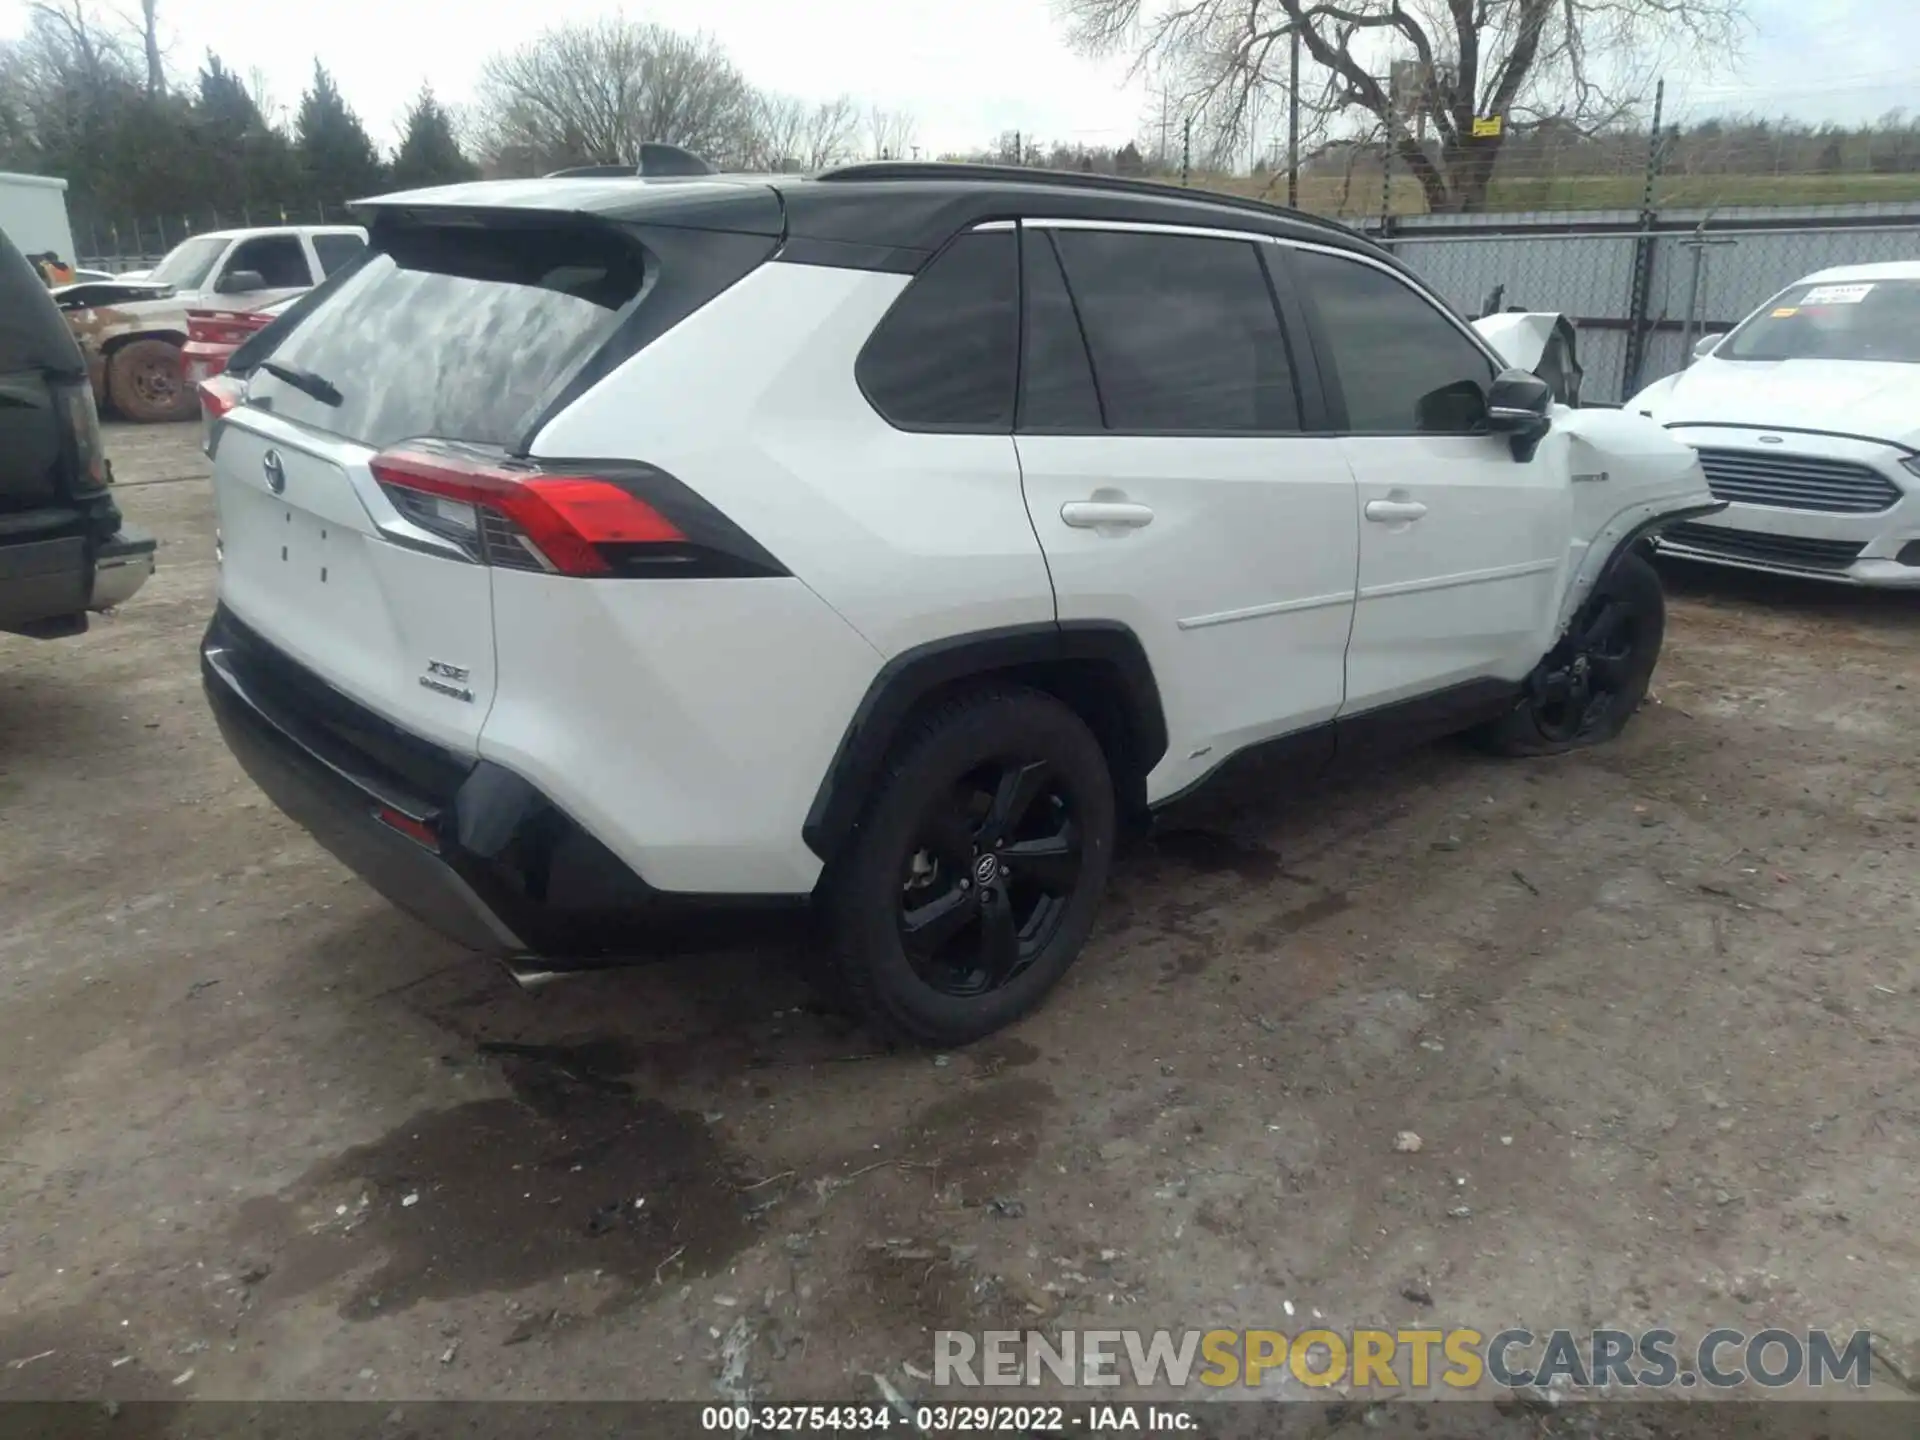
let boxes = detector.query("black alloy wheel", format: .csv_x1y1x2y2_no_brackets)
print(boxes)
897,758,1084,997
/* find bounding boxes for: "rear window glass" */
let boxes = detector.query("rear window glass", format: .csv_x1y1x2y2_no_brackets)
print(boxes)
245,224,645,448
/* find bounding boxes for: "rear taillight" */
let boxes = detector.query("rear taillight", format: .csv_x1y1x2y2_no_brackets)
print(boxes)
53,382,111,493
198,374,244,457
368,441,786,580
185,309,273,347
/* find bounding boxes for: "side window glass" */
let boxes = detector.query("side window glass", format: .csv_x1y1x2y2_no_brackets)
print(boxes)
858,230,1017,431
223,236,309,290
1019,228,1102,431
1290,249,1496,434
1050,229,1300,434
313,233,367,277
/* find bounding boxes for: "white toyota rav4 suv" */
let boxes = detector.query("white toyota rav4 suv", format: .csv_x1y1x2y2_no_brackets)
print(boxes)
198,163,1720,1045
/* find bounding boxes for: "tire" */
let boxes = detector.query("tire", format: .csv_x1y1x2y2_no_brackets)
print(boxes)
1476,550,1666,758
109,338,194,423
822,685,1117,1047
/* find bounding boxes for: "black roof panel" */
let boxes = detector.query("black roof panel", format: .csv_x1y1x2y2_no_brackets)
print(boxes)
353,164,1393,272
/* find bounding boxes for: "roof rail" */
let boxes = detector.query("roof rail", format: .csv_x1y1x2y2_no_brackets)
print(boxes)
816,161,1359,240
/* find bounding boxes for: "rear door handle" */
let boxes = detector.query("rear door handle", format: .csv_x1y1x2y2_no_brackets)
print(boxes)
1061,500,1155,531
1364,499,1428,523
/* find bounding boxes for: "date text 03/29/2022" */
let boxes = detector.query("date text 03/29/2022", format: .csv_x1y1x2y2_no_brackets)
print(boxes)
699,1406,1188,1432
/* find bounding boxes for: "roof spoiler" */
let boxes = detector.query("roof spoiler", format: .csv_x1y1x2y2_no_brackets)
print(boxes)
545,144,714,180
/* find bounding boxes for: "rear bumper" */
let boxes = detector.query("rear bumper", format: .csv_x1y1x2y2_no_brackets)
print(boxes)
201,605,809,964
0,524,154,634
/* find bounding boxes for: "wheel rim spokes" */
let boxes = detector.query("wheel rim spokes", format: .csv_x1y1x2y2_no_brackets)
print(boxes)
897,757,1081,997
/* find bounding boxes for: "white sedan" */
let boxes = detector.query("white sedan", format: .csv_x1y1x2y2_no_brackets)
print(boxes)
1628,260,1920,587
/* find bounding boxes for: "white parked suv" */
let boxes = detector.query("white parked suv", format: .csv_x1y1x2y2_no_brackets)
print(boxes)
1632,260,1920,587
197,164,1720,1044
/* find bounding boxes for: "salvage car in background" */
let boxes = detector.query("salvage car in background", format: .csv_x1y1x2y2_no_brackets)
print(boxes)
1,225,154,638
1631,261,1920,587
181,296,296,388
50,224,366,423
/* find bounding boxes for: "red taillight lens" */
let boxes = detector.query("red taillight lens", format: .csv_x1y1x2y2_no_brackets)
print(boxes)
186,309,273,347
199,374,243,419
370,445,685,577
198,374,245,456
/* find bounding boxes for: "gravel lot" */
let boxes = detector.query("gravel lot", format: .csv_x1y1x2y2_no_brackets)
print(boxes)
2,423,1917,1409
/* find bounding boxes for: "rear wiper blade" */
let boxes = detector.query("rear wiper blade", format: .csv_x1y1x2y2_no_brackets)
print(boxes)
259,360,343,407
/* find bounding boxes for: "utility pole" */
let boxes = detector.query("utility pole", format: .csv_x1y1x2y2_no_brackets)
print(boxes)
1622,78,1668,397
1159,90,1170,171
1287,24,1301,207
1013,131,1022,167
1181,115,1192,185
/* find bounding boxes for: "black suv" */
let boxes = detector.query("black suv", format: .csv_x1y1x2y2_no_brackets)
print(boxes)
1,225,154,637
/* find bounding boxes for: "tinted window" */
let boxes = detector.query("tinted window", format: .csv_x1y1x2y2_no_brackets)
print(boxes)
1291,249,1495,434
1721,277,1920,364
1020,229,1102,430
223,235,310,289
1050,229,1299,433
313,233,368,277
858,231,1017,431
244,223,645,448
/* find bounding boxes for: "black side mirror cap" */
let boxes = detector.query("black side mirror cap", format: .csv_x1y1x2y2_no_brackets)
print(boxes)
1487,367,1554,461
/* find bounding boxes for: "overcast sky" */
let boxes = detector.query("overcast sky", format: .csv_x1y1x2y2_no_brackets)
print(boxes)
3,0,1918,156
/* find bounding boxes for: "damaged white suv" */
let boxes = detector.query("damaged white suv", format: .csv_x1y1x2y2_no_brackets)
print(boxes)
197,162,1720,1045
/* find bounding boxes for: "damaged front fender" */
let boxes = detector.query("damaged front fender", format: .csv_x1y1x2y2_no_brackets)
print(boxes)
1546,407,1725,635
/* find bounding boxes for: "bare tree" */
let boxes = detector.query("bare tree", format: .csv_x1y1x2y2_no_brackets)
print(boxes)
1059,0,1750,212
866,105,916,161
801,95,861,170
472,18,759,173
136,0,161,95
744,92,807,170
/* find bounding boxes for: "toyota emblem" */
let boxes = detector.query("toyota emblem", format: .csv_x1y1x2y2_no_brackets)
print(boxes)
973,853,1000,887
262,448,286,494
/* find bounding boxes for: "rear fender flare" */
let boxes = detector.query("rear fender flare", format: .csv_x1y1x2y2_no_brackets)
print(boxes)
801,621,1169,864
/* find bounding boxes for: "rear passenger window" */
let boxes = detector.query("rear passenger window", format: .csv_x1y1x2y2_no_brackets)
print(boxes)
859,231,1017,431
1050,229,1300,434
223,235,310,289
1289,248,1495,434
313,233,367,277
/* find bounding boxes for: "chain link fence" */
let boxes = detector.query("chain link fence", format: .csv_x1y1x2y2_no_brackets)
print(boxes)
68,201,359,274
1359,201,1920,403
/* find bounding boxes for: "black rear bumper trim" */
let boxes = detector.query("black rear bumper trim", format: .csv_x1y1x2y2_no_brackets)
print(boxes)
202,604,810,964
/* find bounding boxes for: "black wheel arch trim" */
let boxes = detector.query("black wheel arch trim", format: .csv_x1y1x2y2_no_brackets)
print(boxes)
801,620,1168,863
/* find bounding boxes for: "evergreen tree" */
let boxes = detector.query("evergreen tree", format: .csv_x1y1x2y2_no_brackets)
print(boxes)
295,61,385,210
197,52,263,132
391,86,477,189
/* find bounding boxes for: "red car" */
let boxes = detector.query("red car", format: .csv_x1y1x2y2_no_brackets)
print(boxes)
180,298,294,386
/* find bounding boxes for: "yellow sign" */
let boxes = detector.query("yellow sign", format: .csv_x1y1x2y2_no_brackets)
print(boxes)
1472,115,1503,138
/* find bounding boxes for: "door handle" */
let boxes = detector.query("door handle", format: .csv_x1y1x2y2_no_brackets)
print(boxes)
1061,500,1155,530
1364,499,1428,523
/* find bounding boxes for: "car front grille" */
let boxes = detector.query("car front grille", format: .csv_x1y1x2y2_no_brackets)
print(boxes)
1661,523,1866,572
1693,447,1904,514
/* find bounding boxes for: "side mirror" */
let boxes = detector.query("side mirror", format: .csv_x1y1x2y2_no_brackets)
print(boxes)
1486,367,1554,461
1692,333,1720,361
216,269,265,295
